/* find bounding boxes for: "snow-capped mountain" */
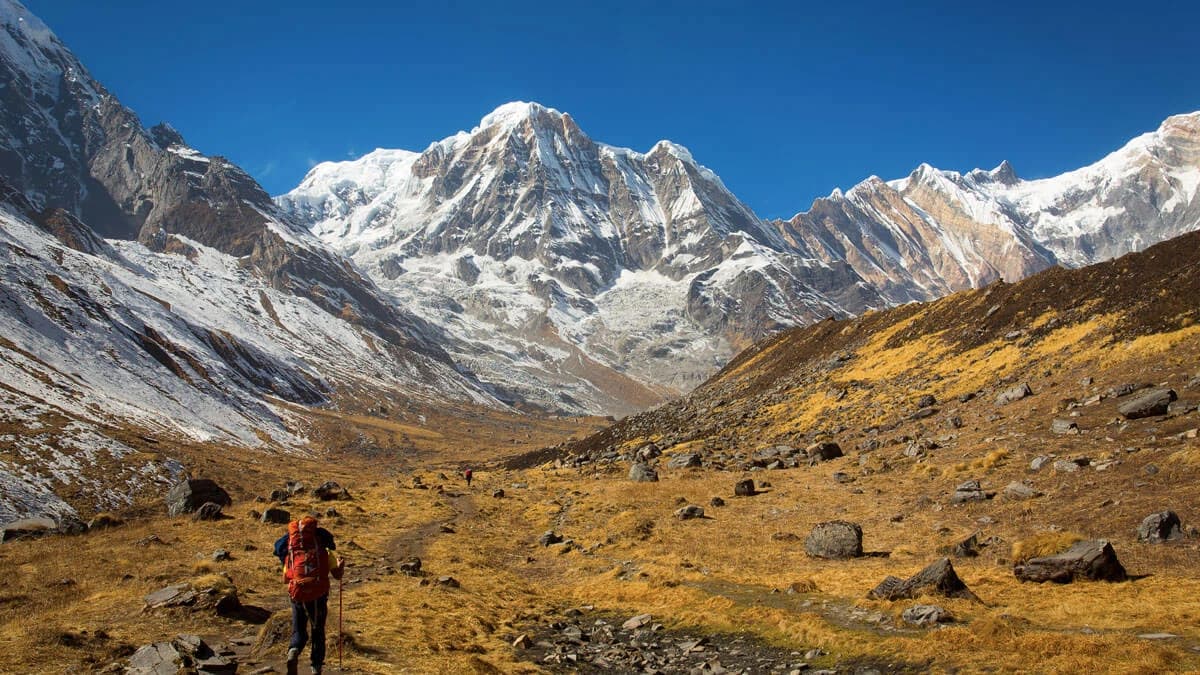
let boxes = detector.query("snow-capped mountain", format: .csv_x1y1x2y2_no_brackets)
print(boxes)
279,102,878,415
280,104,1200,416
782,112,1200,303
0,0,497,522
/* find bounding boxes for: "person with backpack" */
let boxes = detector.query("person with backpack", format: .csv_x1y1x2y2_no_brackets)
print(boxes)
274,515,345,675
463,467,473,487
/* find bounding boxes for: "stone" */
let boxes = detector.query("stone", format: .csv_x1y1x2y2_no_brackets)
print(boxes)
190,502,225,521
622,613,652,630
399,556,422,575
166,479,231,517
1003,481,1042,500
734,478,756,497
635,443,662,461
667,452,702,469
539,531,564,547
1107,383,1139,398
629,462,659,482
87,513,124,531
868,558,978,601
1014,540,1127,583
952,532,983,558
995,383,1033,406
145,584,197,610
910,407,939,420
806,441,843,462
128,634,234,675
951,480,993,504
1051,419,1080,435
285,480,306,495
492,489,505,498
314,481,351,500
269,488,289,502
1187,375,1200,390
436,575,460,588
513,633,533,649
675,505,705,520
1137,511,1183,543
1118,388,1178,419
259,507,290,525
0,516,58,542
211,549,232,562
804,521,863,559
1029,456,1051,471
916,394,937,408
710,496,726,507
1052,460,1080,473
901,604,953,627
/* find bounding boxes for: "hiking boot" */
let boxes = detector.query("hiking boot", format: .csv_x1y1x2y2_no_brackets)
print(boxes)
285,647,299,675
311,666,322,675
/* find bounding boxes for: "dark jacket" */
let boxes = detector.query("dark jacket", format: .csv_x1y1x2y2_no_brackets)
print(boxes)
275,526,336,564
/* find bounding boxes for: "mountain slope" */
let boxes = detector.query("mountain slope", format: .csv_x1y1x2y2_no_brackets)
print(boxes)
279,102,879,415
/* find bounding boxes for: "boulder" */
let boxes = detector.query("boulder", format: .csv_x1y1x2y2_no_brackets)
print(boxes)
734,478,756,497
629,462,659,482
0,516,58,542
492,489,505,499
674,505,705,520
166,479,231,517
1029,456,1051,471
1003,481,1042,500
128,634,235,674
191,502,225,521
1118,388,1178,419
1014,540,1127,583
806,441,844,462
145,584,197,610
634,443,662,462
995,383,1033,406
950,480,993,504
868,558,978,601
314,481,351,500
901,604,953,627
259,507,290,525
951,532,983,558
399,556,422,575
622,613,652,630
667,452,702,469
916,394,937,408
1137,511,1183,544
709,496,726,507
804,521,863,559
539,531,564,547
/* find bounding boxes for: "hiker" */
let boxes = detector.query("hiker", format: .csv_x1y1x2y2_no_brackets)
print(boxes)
464,467,473,487
275,515,345,675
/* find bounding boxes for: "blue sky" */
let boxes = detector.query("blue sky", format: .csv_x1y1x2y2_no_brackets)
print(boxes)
31,0,1200,219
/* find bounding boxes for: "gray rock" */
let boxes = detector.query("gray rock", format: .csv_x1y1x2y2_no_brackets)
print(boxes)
1107,383,1140,398
260,507,290,525
144,584,197,610
951,480,993,504
629,462,659,482
804,521,863,559
667,452,702,469
539,531,564,547
0,516,58,542
1137,511,1183,543
1118,388,1178,419
868,558,978,601
1051,419,1080,435
166,479,231,517
1053,459,1081,473
1187,375,1200,390
127,635,233,675
192,502,225,521
806,441,844,462
709,496,726,507
1029,456,1051,471
635,443,662,462
1003,481,1042,500
901,604,953,627
675,505,705,520
734,478,756,497
995,383,1033,406
399,557,422,575
916,394,937,408
314,481,351,500
1014,540,1127,583
622,613,652,630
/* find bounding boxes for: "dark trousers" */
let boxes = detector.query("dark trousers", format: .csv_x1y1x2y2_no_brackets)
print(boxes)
290,595,328,667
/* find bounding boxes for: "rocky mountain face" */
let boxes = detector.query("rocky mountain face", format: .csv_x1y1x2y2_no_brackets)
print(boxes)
281,103,1200,416
782,113,1200,304
0,0,498,523
279,103,879,415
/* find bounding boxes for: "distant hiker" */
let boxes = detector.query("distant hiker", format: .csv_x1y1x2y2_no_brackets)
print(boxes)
275,515,344,675
463,467,473,487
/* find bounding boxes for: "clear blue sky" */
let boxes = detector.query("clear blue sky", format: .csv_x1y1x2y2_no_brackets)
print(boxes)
30,0,1200,219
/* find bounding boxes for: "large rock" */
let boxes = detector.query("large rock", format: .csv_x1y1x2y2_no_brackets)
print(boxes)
1137,511,1183,543
806,441,844,462
901,604,953,627
734,478,757,497
628,462,659,482
260,507,290,525
1118,388,1178,419
1014,540,1127,583
128,634,235,674
0,516,59,542
868,558,978,601
674,505,705,520
1051,419,1080,435
995,383,1033,406
166,479,231,517
1003,481,1042,500
950,480,994,504
667,452,702,469
191,502,225,521
804,521,863,559
314,481,351,500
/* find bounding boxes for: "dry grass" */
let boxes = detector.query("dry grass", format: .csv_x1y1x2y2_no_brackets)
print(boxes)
1011,532,1086,564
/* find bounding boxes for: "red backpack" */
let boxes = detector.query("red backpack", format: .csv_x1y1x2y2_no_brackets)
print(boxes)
284,517,330,602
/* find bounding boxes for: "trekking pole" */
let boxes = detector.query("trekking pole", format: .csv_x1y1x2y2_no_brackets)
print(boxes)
338,575,344,670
